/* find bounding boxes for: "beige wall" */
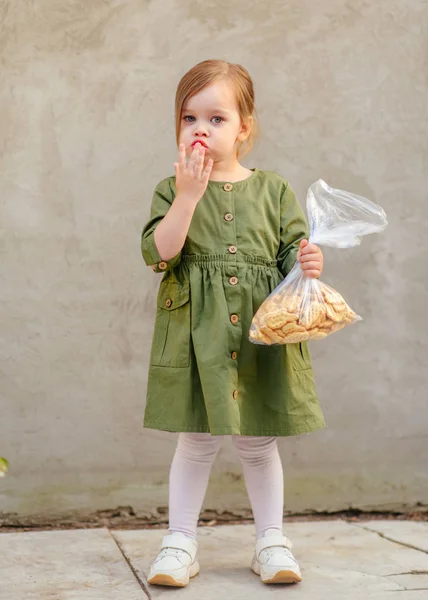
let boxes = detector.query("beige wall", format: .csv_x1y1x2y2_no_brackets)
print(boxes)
1,0,427,521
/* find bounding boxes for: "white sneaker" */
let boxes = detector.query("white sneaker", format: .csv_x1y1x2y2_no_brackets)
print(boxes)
147,532,200,587
251,528,302,584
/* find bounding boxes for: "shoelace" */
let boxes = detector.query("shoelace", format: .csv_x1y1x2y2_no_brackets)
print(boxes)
156,547,189,564
262,547,297,564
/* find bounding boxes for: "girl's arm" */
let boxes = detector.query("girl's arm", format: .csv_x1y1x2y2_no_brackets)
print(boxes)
277,181,323,278
141,180,181,273
277,182,309,277
153,143,213,261
153,193,198,262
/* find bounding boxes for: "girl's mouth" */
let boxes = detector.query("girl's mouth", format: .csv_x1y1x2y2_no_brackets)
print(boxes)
192,140,208,149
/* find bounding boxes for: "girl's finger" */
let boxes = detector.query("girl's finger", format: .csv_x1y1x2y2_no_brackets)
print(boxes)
187,145,199,174
301,261,321,271
202,158,214,182
178,143,186,169
303,243,320,254
187,158,195,177
301,245,321,258
195,147,205,180
303,270,321,279
299,253,321,263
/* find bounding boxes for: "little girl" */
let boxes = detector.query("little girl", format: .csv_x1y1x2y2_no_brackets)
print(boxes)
141,60,325,587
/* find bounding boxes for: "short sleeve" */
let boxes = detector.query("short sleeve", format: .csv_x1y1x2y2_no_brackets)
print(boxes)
276,181,309,277
141,178,182,273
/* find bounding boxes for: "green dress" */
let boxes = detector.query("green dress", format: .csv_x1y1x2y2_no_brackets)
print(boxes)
141,169,325,436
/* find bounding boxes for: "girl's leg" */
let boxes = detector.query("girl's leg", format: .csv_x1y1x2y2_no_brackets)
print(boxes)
169,432,223,539
231,436,284,537
232,436,301,584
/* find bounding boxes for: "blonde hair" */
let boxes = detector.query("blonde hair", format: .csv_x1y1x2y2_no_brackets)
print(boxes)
175,60,259,158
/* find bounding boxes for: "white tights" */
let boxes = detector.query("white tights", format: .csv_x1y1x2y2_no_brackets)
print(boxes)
168,433,284,540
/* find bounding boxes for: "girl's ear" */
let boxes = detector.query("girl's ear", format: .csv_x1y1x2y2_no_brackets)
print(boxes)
238,115,253,141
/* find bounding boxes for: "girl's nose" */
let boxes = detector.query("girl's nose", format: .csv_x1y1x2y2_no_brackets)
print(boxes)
193,124,209,137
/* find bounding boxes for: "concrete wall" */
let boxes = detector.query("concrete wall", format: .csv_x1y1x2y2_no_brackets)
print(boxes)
1,0,427,521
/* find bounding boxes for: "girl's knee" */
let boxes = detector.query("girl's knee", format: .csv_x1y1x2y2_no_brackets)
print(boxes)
232,436,278,464
176,432,223,461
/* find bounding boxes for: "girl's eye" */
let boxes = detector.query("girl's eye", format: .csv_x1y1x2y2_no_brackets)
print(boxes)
212,117,223,124
183,116,195,122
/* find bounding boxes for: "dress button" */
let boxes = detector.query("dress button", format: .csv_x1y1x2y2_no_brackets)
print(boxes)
229,276,238,285
159,261,168,270
233,390,239,400
224,213,234,222
231,351,237,360
230,314,239,324
165,298,172,308
223,183,233,192
228,245,237,254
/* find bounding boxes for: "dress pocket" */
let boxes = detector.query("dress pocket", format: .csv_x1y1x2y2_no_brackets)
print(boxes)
288,341,313,371
150,282,191,368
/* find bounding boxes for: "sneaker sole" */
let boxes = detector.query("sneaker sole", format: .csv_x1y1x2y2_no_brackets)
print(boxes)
252,562,302,584
260,569,302,584
148,562,200,587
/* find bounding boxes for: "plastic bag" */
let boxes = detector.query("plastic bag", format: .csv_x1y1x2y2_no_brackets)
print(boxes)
249,179,388,345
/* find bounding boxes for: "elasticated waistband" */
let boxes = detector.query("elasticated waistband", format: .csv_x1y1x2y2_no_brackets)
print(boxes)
181,254,278,268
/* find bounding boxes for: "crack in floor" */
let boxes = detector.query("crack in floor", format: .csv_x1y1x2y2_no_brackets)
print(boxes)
109,532,152,600
388,589,428,592
387,571,428,576
353,524,428,556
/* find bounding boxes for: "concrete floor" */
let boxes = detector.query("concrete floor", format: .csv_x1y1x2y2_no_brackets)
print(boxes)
1,521,427,599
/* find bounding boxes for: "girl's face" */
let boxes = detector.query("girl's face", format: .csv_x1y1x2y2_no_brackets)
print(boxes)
179,80,251,163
